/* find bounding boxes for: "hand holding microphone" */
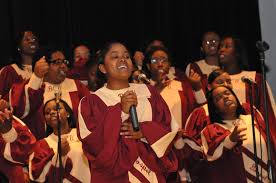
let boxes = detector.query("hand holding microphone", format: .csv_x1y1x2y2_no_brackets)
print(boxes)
120,90,141,133
241,76,257,85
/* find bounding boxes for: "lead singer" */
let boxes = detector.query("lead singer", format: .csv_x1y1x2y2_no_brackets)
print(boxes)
77,42,178,183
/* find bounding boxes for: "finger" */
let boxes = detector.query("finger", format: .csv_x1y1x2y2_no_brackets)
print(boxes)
189,69,194,76
120,131,132,136
232,126,239,132
237,127,247,133
120,125,132,132
240,138,247,141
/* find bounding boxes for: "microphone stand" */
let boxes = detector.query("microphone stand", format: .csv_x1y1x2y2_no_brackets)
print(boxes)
257,41,275,182
248,82,261,183
55,93,63,183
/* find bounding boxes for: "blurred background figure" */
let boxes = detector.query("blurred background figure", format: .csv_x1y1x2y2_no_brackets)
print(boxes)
67,44,91,85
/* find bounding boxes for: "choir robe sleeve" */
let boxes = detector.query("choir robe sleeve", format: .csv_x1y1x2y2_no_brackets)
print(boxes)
29,139,74,182
184,105,211,145
140,85,178,159
9,74,44,119
185,63,208,104
0,65,22,101
1,116,36,165
77,94,138,177
201,124,238,161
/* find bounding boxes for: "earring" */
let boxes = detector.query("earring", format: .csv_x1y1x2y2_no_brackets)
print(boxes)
67,114,70,118
17,48,21,52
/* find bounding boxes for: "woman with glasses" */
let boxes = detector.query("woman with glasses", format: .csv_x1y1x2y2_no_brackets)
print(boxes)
9,46,90,139
77,42,178,182
0,30,39,101
143,46,199,182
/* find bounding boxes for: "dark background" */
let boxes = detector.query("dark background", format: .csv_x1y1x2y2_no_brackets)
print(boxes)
0,0,262,71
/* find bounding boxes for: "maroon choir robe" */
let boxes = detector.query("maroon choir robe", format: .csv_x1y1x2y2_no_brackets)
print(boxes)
181,103,273,182
77,83,178,183
29,129,91,182
67,64,89,86
230,71,276,148
0,115,36,182
0,64,32,101
185,60,220,79
9,74,90,139
201,113,276,183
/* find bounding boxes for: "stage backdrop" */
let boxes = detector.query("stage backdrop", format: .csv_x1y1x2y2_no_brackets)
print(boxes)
0,0,262,73
258,0,276,96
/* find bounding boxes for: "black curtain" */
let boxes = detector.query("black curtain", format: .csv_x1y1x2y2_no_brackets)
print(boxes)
0,0,262,71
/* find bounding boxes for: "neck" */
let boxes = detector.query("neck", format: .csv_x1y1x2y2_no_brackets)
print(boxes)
106,79,129,90
223,113,238,120
205,55,219,66
223,63,241,75
53,123,71,136
21,54,33,65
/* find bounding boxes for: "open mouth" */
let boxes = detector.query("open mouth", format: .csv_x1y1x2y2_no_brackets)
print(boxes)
224,100,233,106
209,46,216,51
117,64,128,70
219,54,225,59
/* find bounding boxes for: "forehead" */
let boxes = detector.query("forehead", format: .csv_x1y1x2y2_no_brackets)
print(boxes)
108,43,128,53
203,32,219,40
213,86,230,96
221,37,234,45
22,31,35,39
152,50,168,57
75,45,89,53
215,72,230,80
51,51,65,60
45,100,65,109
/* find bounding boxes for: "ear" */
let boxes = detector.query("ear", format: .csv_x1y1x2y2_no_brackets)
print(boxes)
66,111,70,118
98,64,107,74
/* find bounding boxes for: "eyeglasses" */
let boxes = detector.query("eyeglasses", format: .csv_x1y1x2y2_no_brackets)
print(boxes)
48,59,70,66
204,39,219,45
150,57,168,64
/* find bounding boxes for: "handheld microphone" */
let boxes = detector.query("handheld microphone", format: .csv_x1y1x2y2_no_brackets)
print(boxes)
59,70,66,77
138,73,151,84
54,86,62,110
256,41,270,52
130,106,139,131
241,76,257,85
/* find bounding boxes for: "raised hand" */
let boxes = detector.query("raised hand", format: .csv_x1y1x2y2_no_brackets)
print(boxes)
229,126,247,142
188,69,202,91
34,56,49,78
0,108,13,133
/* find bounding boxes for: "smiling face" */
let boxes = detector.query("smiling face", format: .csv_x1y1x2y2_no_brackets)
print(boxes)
99,43,133,83
44,100,69,129
201,32,220,56
46,51,69,84
212,86,238,117
19,31,39,55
